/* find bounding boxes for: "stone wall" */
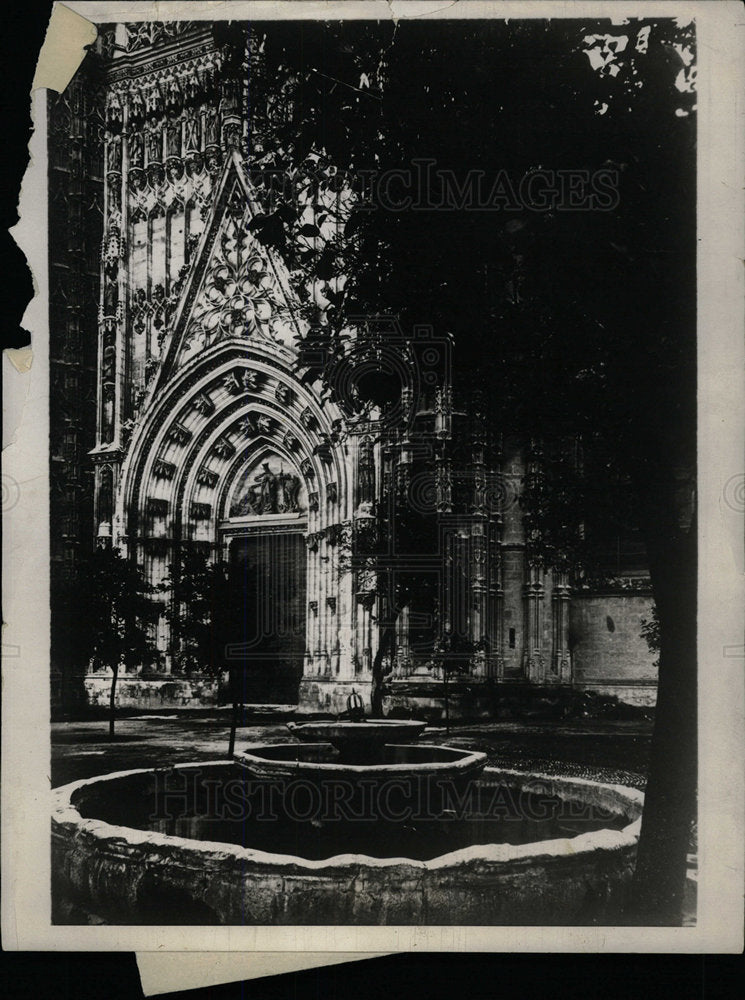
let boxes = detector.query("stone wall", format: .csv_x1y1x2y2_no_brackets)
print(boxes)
84,673,219,710
570,593,657,706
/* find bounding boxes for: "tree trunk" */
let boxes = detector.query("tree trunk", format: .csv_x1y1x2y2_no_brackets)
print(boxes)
630,509,697,924
228,699,239,757
108,662,119,740
371,614,400,717
228,667,241,756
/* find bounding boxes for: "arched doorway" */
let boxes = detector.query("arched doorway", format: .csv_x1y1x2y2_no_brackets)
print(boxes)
222,454,308,704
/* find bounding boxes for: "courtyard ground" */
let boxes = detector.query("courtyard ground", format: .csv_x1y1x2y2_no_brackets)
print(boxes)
51,712,652,789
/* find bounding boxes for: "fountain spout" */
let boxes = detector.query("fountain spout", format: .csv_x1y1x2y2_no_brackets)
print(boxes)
346,689,366,723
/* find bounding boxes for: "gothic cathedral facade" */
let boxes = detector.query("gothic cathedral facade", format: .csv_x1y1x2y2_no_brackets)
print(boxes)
51,22,657,716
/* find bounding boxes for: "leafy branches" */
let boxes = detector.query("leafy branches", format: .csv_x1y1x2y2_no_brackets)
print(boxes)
160,547,232,675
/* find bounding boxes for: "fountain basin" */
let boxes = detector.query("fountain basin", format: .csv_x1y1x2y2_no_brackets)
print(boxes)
234,741,487,819
52,762,643,925
235,739,485,781
286,720,427,761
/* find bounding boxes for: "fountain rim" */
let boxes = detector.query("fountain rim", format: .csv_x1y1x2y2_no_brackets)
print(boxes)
52,761,644,872
286,720,428,730
235,740,487,774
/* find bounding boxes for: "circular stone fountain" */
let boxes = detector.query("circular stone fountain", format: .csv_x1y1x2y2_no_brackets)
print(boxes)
51,712,643,925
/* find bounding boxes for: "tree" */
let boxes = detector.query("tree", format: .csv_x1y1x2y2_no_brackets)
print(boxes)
236,17,697,922
160,546,232,675
79,547,158,738
160,547,244,754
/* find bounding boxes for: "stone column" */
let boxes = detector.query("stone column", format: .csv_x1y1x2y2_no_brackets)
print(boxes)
470,521,487,678
334,520,355,678
488,516,504,679
522,560,545,682
551,569,572,682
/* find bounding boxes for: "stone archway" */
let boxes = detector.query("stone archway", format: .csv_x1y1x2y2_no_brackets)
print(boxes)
115,339,356,705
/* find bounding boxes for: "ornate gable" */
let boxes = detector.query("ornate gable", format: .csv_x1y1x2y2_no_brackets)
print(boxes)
154,152,302,389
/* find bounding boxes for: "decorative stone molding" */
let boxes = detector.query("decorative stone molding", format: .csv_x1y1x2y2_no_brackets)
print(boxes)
196,468,219,488
191,502,212,520
193,392,215,416
153,459,176,480
300,458,314,481
275,384,293,406
167,422,191,446
300,408,318,432
308,492,319,512
324,523,344,547
147,497,169,516
326,481,338,504
224,369,260,395
238,414,258,437
305,532,323,552
213,437,235,459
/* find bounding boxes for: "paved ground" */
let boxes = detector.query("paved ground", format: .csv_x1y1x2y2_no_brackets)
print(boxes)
51,713,652,789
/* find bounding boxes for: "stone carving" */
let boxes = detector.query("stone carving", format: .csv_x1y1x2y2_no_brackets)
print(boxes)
106,92,123,133
205,147,222,177
145,85,164,120
185,215,275,354
224,369,259,394
184,110,200,152
147,497,169,516
300,458,314,480
196,468,219,488
300,408,318,432
223,121,242,151
233,462,302,516
129,131,144,169
326,481,338,504
436,459,453,513
165,78,182,115
283,431,299,451
107,135,122,173
166,118,181,157
213,437,235,459
275,384,293,406
358,437,375,504
193,392,214,416
305,532,323,552
167,422,191,446
191,502,212,521
238,415,258,437
204,105,220,146
324,523,343,546
129,89,145,126
147,126,163,164
153,459,175,480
